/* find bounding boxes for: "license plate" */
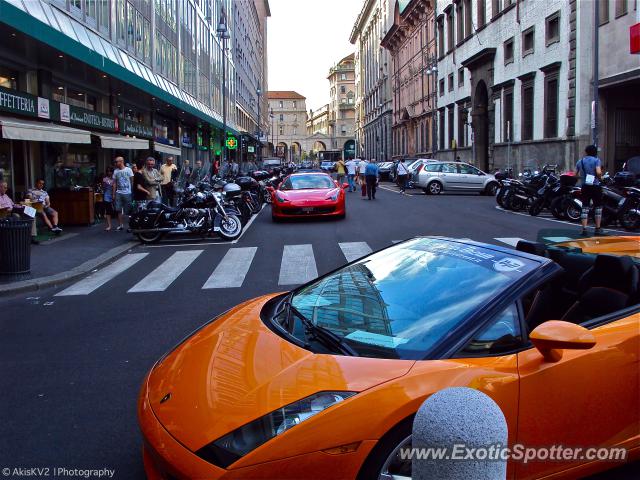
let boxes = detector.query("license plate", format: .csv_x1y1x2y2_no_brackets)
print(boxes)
302,207,314,213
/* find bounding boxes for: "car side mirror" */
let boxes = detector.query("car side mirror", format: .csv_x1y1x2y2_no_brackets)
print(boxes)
529,321,596,362
342,182,349,189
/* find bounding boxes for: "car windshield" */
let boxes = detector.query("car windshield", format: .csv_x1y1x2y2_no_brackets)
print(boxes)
289,238,538,359
281,174,335,190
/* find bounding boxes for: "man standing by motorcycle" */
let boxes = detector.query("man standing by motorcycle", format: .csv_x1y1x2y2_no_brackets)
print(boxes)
576,145,603,236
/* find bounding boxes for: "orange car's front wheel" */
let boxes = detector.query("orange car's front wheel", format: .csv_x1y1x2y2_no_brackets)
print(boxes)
357,416,413,480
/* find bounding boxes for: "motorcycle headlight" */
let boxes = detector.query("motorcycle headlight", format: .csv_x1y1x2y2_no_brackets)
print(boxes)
195,391,356,468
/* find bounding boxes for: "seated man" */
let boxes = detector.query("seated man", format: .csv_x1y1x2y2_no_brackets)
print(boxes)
0,181,39,244
28,179,62,233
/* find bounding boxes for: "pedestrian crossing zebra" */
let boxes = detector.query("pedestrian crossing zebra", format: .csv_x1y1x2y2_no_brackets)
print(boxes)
53,237,531,296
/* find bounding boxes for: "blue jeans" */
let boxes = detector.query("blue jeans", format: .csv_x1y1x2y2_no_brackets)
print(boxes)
347,174,356,191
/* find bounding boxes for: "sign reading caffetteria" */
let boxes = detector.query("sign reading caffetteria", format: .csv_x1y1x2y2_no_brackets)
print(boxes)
122,118,153,138
68,105,117,131
0,86,37,117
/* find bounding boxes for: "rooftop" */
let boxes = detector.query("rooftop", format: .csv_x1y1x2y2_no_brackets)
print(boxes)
267,91,306,100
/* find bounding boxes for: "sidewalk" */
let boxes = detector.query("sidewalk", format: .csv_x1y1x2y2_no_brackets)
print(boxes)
0,222,137,295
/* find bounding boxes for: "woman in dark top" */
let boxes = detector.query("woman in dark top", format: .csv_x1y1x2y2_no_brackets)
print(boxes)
133,161,150,211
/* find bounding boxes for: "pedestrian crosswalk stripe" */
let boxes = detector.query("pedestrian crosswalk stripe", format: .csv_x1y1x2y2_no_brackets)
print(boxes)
278,244,318,286
339,242,373,262
493,237,526,247
56,253,149,296
128,250,203,293
202,247,258,289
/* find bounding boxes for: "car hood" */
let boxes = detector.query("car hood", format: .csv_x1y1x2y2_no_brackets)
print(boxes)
279,188,337,201
146,295,414,451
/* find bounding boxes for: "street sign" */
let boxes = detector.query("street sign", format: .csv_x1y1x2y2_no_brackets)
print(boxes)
248,146,255,153
226,136,238,149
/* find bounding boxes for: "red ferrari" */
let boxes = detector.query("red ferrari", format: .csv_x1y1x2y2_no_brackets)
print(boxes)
271,172,347,221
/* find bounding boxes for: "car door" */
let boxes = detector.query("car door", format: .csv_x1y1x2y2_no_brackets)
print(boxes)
515,313,639,479
440,162,461,189
458,164,486,191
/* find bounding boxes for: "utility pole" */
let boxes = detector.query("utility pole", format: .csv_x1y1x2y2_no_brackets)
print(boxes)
256,87,262,165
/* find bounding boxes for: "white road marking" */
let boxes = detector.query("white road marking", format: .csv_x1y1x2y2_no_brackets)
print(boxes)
494,237,526,247
339,242,373,262
128,250,203,292
543,236,575,243
202,247,258,289
278,244,318,285
56,253,148,296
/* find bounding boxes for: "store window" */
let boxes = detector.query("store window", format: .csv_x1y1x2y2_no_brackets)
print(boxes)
52,82,97,111
0,67,18,90
46,143,97,189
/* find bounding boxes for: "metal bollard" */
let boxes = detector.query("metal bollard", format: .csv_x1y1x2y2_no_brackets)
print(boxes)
412,387,508,480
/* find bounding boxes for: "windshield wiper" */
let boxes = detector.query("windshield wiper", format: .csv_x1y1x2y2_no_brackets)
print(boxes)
278,296,358,356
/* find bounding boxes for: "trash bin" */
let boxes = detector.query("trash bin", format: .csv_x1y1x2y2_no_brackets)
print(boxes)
0,218,32,274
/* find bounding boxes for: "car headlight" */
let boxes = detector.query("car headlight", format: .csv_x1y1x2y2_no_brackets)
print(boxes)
275,192,288,203
327,191,339,201
195,391,356,468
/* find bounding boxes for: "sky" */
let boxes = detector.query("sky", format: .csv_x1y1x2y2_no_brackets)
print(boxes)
267,0,363,112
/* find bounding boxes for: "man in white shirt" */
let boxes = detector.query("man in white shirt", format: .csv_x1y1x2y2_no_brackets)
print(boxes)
357,158,369,197
345,158,358,192
396,158,409,193
160,156,177,206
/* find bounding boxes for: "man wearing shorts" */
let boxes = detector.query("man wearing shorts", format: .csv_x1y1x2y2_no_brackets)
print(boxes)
576,145,603,236
112,156,134,231
28,179,61,233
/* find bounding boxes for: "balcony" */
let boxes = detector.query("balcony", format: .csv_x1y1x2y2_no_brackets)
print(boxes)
339,103,355,110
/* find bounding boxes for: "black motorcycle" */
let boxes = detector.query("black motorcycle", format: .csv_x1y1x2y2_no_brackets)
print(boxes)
529,174,582,221
129,182,243,243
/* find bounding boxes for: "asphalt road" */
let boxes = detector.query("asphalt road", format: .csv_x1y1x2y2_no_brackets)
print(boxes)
1,183,637,479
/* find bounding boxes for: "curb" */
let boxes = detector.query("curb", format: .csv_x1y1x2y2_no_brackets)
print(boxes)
0,241,138,296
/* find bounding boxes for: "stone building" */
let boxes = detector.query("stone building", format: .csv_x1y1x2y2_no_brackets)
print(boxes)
434,0,639,173
381,0,437,160
327,53,357,159
351,0,394,162
266,91,307,162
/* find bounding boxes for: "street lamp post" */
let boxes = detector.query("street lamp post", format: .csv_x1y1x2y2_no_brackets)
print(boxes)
425,56,438,157
217,9,230,174
256,87,262,165
270,108,274,156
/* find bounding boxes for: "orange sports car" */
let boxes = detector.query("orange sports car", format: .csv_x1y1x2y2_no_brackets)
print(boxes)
139,237,639,480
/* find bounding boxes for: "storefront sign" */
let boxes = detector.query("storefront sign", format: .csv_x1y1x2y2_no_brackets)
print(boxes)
248,146,255,153
122,118,153,138
37,98,50,119
68,105,117,131
0,86,36,117
59,103,70,123
226,136,238,150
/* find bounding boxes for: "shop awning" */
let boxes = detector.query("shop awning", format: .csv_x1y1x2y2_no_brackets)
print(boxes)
153,142,181,156
95,133,149,150
0,116,91,144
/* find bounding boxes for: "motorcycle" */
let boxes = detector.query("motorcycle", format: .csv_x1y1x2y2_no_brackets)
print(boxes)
500,167,554,211
529,173,582,221
129,182,243,243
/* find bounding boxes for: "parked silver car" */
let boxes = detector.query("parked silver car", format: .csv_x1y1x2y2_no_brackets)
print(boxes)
415,161,499,195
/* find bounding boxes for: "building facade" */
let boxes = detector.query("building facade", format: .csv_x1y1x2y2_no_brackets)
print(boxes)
326,53,357,159
381,0,437,161
306,104,331,155
350,0,394,162
0,0,269,201
266,91,307,162
436,0,612,171
596,1,640,171
233,0,270,164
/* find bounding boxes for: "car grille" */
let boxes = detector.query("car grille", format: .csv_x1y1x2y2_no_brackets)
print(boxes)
284,206,335,215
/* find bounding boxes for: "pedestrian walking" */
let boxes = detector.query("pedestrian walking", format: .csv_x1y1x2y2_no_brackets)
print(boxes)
345,158,358,192
357,158,369,198
101,166,115,231
396,158,409,193
160,156,177,206
364,159,379,200
336,158,346,185
576,145,604,236
112,156,134,231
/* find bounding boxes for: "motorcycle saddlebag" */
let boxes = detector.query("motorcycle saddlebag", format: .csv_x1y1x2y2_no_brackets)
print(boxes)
614,171,636,187
236,176,259,190
559,174,578,187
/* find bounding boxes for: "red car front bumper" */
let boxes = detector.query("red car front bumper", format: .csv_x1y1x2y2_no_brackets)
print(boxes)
271,199,345,218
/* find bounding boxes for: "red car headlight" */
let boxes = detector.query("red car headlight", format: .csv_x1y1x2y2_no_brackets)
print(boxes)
326,189,340,201
275,191,288,203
